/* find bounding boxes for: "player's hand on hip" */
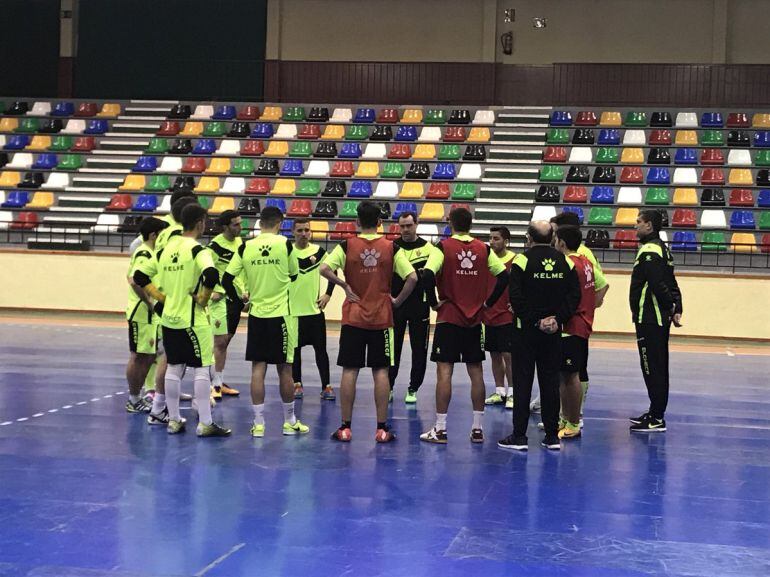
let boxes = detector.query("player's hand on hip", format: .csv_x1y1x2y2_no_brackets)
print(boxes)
317,294,331,310
672,313,683,327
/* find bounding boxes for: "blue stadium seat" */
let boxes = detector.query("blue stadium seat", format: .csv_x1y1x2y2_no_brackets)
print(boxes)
758,189,770,208
393,202,418,219
730,210,755,229
31,154,57,170
646,167,671,185
133,194,158,212
550,111,572,126
212,105,236,120
4,135,30,150
193,139,217,155
754,131,770,148
339,143,363,158
51,102,75,117
562,206,584,225
597,129,621,145
280,219,293,237
1,191,30,208
700,112,723,127
348,181,372,198
674,148,698,165
133,156,158,172
442,225,451,237
590,186,614,204
354,108,376,123
251,123,274,138
83,120,108,135
395,126,418,142
672,231,697,251
432,163,456,180
266,198,287,212
280,160,304,176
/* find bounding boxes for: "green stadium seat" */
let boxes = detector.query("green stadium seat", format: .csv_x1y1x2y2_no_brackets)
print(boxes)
231,158,255,174
425,109,447,125
546,128,570,144
145,175,170,192
644,187,669,205
145,138,169,154
289,142,313,157
701,231,727,251
588,207,613,225
539,165,565,182
283,107,306,122
755,150,770,167
700,130,725,146
48,136,73,151
624,111,648,127
57,154,82,170
346,125,369,140
202,122,226,137
438,144,461,160
452,183,476,200
16,118,39,134
758,211,770,230
382,162,405,179
340,200,359,217
595,147,619,163
296,179,321,196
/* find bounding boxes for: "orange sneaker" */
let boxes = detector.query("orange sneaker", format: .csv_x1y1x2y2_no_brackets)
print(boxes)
375,428,396,443
220,384,240,396
331,427,352,442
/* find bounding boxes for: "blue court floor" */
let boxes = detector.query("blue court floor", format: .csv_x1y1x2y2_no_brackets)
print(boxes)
1,318,770,577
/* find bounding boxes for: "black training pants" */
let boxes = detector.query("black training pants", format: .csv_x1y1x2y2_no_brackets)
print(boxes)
635,322,670,419
512,328,562,438
388,309,430,391
292,313,331,388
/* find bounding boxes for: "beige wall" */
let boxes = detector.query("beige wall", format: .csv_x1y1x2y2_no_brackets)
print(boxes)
1,251,768,341
267,0,770,64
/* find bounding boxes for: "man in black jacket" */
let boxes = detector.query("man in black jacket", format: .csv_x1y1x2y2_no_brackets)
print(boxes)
498,221,581,451
629,210,683,433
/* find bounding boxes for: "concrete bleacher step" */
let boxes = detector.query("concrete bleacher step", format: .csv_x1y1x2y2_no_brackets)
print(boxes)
98,139,150,152
491,130,546,145
72,176,123,188
495,114,550,128
108,122,160,136
84,156,135,171
482,166,539,182
474,206,532,223
488,148,542,163
42,215,99,225
478,185,535,202
57,194,111,208
27,238,91,251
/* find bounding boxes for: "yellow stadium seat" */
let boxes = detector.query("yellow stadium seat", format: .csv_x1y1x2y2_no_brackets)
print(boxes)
599,111,622,126
180,122,203,136
209,196,235,215
401,109,423,123
674,130,697,145
752,113,770,128
672,188,698,206
0,118,18,132
615,207,639,226
119,174,146,191
620,148,644,164
261,106,282,121
271,178,295,194
321,125,344,140
728,168,753,185
265,141,289,157
311,220,329,241
355,162,379,178
419,203,445,221
206,158,231,174
97,103,121,117
27,136,52,151
467,127,490,142
399,182,424,198
413,144,436,159
731,232,757,253
194,177,220,193
0,171,21,187
27,191,54,209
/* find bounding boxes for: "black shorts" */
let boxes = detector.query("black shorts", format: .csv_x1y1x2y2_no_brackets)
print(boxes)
162,326,212,367
579,342,589,382
297,312,327,348
246,315,298,364
431,322,485,364
561,335,588,374
483,323,512,353
225,299,243,335
337,325,394,369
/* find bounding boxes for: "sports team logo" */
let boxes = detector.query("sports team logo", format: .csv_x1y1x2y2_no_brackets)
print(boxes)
361,248,380,267
542,258,555,271
259,244,271,257
458,249,477,269
170,252,179,264
584,262,593,283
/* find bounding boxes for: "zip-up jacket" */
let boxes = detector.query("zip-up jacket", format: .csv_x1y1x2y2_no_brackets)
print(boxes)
629,233,683,326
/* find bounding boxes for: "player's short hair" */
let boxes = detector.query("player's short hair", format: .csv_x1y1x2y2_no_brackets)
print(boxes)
550,211,580,227
490,226,510,241
397,211,418,224
448,207,472,233
527,222,554,244
639,209,663,232
139,217,169,241
259,205,284,228
217,210,240,228
555,225,582,251
357,201,381,228
169,188,195,207
292,218,311,227
171,196,198,222
180,203,208,231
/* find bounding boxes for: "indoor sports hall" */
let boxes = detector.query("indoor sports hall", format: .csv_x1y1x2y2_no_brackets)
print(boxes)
1,1,769,576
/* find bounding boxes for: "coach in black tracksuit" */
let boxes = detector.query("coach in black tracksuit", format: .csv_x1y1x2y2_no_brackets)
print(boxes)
629,210,683,433
499,221,581,451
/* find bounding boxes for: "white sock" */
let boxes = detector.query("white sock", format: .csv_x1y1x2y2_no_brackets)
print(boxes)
252,404,265,426
435,413,447,431
495,386,505,396
472,410,484,430
213,371,223,389
193,367,213,426
129,394,140,404
165,364,184,421
282,401,296,425
152,393,166,414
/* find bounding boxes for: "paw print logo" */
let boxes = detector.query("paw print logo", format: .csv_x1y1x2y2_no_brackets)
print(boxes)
170,252,179,264
457,249,477,269
361,248,381,267
259,244,271,257
542,258,556,272
583,263,593,283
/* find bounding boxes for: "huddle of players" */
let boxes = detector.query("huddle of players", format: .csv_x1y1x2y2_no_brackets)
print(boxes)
123,190,606,448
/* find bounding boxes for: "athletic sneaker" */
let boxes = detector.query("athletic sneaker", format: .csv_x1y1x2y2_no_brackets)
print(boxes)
630,414,666,433
211,386,223,401
196,422,232,437
167,418,186,434
529,396,541,413
220,384,239,396
282,420,310,435
629,411,649,425
180,393,193,402
498,434,528,451
485,393,505,406
375,427,396,443
331,427,352,442
538,418,567,431
505,396,514,410
250,423,265,438
388,390,394,403
320,385,336,401
419,427,448,444
404,388,417,404
142,390,155,403
147,408,169,425
126,397,152,413
469,428,484,443
558,422,581,440
293,383,304,399
541,434,561,450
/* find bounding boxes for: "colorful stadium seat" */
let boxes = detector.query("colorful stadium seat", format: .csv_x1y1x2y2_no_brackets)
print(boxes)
572,129,594,145
463,145,486,161
645,187,669,205
193,139,216,155
621,148,644,164
597,147,620,165
330,161,354,177
701,168,726,185
647,148,671,165
730,233,757,253
728,130,750,146
617,187,642,205
261,107,283,122
348,181,372,198
575,111,598,126
133,156,157,173
671,231,697,251
313,142,337,158
452,183,476,200
727,112,749,128
448,109,471,125
399,182,423,198
550,111,572,126
206,158,231,174
563,185,587,203
382,162,405,179
673,188,698,206
568,147,592,163
438,144,462,161
730,210,755,229
536,186,560,203
597,129,620,145
620,167,643,183
157,121,180,136
331,109,352,123
759,212,770,230
700,210,727,229
649,130,672,146
236,106,259,121
758,189,770,208
729,189,754,207
646,168,670,185
561,206,584,224
106,193,132,211
133,194,158,212
672,208,697,227
700,188,725,206
182,158,207,173
376,109,398,124
425,109,447,125
700,149,724,165
590,186,614,204
754,131,770,147
675,112,698,127
728,169,753,186
338,143,362,159
588,207,613,225
48,136,72,151
599,111,621,126
624,111,647,127
650,112,672,127
622,130,645,145
426,182,450,199
753,113,770,128
283,107,306,122
52,102,75,117
252,123,274,139
388,144,412,159
354,108,375,123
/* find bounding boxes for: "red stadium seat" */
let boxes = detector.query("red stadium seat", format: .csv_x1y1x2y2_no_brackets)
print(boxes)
563,185,587,203
727,113,750,128
106,193,132,211
613,229,638,249
287,199,312,216
246,178,270,194
298,124,321,140
426,182,450,199
543,146,567,163
74,102,98,117
237,106,260,120
330,161,354,177
672,208,697,227
760,233,770,253
575,111,598,126
701,168,725,185
157,121,180,136
386,223,400,240
330,222,356,240
10,211,38,230
377,109,399,124
649,130,672,145
241,140,265,156
620,167,643,183
182,158,206,173
72,136,96,151
729,189,754,207
442,127,467,142
387,144,412,159
700,149,724,165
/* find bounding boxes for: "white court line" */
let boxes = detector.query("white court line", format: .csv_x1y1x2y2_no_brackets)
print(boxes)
0,391,125,428
32,413,44,418
16,418,28,422
1,422,12,426
48,409,58,413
